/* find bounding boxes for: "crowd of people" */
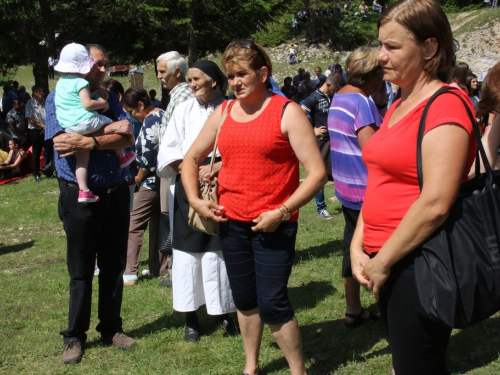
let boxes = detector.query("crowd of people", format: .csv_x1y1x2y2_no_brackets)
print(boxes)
291,0,388,28
6,0,500,373
0,81,54,181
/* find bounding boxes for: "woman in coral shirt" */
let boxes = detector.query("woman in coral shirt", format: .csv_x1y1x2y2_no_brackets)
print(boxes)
351,0,477,373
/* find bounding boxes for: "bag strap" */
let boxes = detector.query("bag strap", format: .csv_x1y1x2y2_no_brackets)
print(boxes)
417,86,494,192
208,99,233,173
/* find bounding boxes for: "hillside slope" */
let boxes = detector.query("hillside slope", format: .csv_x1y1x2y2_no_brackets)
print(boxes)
451,9,500,75
265,8,500,84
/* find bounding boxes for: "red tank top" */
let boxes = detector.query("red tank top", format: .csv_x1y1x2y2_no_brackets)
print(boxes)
218,95,299,222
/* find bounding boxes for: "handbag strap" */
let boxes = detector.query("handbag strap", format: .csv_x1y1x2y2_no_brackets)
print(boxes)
417,86,494,192
208,99,233,173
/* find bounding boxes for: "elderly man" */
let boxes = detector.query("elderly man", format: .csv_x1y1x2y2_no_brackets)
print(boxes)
45,44,136,365
25,85,48,180
153,51,193,288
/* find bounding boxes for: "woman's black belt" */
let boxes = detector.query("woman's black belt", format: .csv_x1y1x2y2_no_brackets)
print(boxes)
58,178,121,194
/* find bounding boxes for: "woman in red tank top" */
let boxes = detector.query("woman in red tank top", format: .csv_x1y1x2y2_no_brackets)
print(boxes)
182,41,326,375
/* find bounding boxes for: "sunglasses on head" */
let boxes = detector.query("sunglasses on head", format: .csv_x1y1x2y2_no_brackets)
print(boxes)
228,40,255,49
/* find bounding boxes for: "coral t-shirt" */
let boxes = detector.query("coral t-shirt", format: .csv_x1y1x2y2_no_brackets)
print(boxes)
217,95,299,222
362,86,477,253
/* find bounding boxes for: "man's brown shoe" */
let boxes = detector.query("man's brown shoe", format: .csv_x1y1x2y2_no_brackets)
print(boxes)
102,332,136,350
62,341,84,364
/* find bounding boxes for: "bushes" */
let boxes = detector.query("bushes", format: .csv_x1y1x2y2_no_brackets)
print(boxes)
253,8,378,50
315,9,377,50
253,16,299,47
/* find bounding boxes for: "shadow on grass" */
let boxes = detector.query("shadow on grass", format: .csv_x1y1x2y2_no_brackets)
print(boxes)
447,316,500,373
261,312,500,374
294,239,342,265
289,280,336,310
264,303,387,374
0,240,35,256
85,311,185,348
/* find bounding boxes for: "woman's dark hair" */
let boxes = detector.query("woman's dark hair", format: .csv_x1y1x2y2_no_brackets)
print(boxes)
478,61,500,114
122,87,151,108
107,79,125,97
10,137,21,146
466,73,478,97
452,62,469,92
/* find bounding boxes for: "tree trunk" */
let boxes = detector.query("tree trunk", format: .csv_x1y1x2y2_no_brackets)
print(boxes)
32,58,49,94
39,0,56,58
20,0,55,94
309,5,316,42
187,3,198,66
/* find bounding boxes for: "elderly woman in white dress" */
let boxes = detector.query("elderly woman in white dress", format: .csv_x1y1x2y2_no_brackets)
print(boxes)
157,60,236,342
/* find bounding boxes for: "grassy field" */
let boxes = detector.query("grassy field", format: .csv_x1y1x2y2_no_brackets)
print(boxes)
6,64,164,99
3,7,500,373
1,176,500,374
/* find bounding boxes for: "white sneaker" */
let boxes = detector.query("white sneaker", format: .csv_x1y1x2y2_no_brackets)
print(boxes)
123,274,138,286
318,210,333,220
142,270,151,277
94,266,100,275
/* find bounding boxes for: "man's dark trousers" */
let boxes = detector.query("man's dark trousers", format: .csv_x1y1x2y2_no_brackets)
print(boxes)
58,181,130,343
30,129,44,175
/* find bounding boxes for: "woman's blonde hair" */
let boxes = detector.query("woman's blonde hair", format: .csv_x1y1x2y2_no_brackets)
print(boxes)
221,40,273,89
345,47,382,88
378,0,455,82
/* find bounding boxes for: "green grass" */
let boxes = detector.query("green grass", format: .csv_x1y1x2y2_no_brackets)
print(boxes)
3,9,500,371
9,65,164,98
2,177,500,374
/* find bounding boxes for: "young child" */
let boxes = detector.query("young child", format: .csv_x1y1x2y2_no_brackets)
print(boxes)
54,43,135,203
149,89,162,108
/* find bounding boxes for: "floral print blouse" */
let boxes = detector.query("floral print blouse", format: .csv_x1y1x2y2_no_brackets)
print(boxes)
135,109,165,190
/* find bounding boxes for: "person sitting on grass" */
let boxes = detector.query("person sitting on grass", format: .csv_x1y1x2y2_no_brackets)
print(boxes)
54,43,135,203
0,138,27,180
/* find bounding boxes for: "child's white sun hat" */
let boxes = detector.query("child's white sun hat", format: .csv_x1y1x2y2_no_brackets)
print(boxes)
54,43,91,74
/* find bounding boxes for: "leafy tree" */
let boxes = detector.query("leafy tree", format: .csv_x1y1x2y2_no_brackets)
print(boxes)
0,0,286,92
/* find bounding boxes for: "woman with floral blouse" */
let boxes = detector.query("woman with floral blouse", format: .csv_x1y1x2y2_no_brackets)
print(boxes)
122,88,169,285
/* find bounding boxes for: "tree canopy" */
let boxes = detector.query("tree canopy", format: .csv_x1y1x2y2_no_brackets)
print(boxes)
0,0,286,91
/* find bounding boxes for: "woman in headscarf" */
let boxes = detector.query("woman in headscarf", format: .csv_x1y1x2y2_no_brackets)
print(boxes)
157,60,236,342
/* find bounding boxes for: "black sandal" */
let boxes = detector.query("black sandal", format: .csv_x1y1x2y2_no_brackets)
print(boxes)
345,308,381,328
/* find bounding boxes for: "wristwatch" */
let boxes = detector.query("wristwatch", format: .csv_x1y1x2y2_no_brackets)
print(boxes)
278,204,291,221
91,136,100,151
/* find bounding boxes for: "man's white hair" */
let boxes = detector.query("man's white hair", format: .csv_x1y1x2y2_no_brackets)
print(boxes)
156,51,187,76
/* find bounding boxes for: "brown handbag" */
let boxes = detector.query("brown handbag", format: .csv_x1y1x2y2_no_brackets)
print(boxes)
187,100,232,235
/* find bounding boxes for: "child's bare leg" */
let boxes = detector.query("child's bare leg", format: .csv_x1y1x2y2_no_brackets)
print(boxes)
75,151,90,191
115,149,125,157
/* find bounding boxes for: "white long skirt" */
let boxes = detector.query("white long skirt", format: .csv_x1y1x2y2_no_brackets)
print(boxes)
168,178,235,315
172,249,236,315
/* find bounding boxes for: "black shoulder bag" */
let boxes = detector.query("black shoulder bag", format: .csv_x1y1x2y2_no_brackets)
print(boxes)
414,86,500,329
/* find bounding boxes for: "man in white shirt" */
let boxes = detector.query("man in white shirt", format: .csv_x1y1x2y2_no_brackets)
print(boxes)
155,51,194,287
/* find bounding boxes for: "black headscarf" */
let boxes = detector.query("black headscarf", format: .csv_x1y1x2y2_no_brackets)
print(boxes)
190,60,228,99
